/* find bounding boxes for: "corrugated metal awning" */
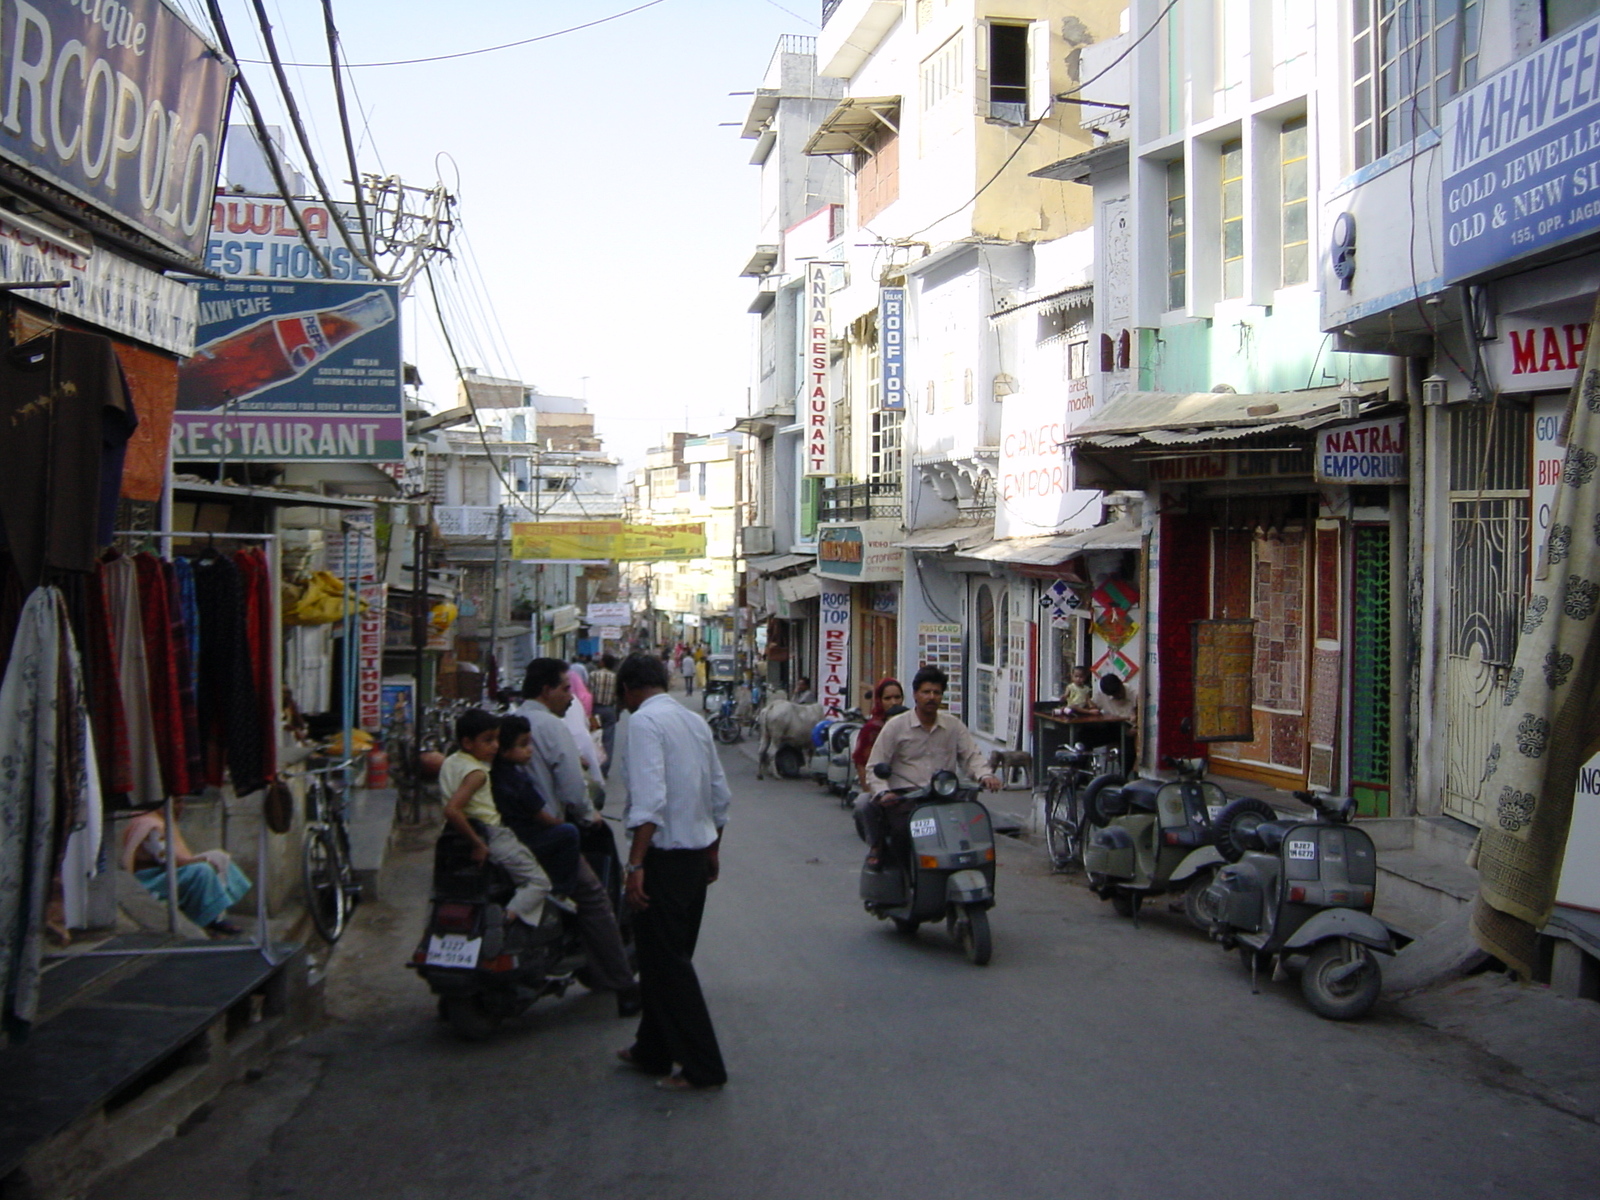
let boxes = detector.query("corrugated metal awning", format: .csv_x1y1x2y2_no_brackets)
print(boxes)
1070,384,1388,448
803,96,901,156
777,573,821,603
893,522,994,552
961,521,1142,565
747,553,815,576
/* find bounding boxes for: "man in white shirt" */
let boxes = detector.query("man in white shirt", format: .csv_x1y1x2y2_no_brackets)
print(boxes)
614,653,730,1091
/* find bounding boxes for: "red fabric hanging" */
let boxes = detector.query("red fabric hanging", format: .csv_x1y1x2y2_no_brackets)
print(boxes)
164,559,204,792
85,562,133,797
134,552,187,796
235,548,278,779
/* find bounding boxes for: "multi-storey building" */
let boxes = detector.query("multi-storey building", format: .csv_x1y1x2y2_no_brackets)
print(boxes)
625,433,750,655
423,375,624,690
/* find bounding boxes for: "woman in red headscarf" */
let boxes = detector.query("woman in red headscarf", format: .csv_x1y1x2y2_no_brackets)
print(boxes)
853,677,905,791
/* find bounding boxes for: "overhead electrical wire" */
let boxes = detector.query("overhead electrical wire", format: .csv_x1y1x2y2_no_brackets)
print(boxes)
238,0,669,68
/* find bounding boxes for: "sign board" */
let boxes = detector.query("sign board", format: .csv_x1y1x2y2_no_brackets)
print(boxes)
1312,417,1407,484
819,581,850,716
1442,12,1600,282
997,392,1100,538
357,583,386,730
1534,394,1567,552
172,278,404,462
0,0,234,262
586,602,631,626
1487,305,1590,393
510,521,707,562
815,520,901,582
595,626,623,640
1556,747,1600,912
804,262,832,476
0,214,196,354
880,286,905,410
205,195,377,282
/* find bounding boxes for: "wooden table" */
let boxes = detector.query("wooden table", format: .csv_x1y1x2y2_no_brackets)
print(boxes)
1032,709,1133,780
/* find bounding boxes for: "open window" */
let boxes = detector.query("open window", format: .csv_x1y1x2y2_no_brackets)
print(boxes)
988,21,1051,124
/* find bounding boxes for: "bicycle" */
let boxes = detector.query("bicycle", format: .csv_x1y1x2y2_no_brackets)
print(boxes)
1042,742,1121,872
302,755,363,943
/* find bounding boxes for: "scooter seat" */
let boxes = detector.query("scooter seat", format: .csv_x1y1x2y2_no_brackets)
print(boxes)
1118,779,1162,814
1252,823,1288,853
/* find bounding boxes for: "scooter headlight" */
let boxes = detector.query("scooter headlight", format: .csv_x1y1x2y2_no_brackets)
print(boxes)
932,770,959,798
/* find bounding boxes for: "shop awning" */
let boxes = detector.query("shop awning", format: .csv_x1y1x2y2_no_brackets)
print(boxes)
893,522,994,552
961,520,1143,565
171,480,378,510
747,552,815,575
1069,384,1388,448
989,285,1093,326
777,572,821,603
802,96,901,156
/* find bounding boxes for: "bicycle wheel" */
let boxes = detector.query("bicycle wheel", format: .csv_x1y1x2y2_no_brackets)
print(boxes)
1043,777,1072,869
302,825,348,943
332,814,361,913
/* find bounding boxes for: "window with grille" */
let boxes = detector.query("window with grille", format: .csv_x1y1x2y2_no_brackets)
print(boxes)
1352,0,1483,168
1166,159,1186,310
1449,405,1530,665
870,410,902,484
1281,118,1309,286
1221,140,1245,298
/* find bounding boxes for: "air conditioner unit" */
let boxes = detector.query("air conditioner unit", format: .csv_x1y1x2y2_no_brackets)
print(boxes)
741,526,775,555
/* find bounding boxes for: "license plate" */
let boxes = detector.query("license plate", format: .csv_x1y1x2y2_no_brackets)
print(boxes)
425,934,482,968
1287,840,1317,861
910,817,938,838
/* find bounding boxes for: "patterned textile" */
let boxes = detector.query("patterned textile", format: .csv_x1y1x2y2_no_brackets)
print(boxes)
0,588,94,1033
1473,295,1600,976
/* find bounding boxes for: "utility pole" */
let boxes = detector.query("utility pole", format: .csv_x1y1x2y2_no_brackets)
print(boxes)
412,502,431,706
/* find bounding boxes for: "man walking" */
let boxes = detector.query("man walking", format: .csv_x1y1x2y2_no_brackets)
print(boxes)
614,653,729,1091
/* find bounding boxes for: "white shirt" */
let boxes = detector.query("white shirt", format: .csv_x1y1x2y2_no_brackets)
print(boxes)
621,693,730,850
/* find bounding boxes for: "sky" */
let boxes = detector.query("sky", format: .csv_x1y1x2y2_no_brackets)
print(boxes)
209,0,808,471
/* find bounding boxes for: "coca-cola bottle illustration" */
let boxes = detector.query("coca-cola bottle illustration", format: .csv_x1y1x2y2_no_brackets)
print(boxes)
178,289,396,410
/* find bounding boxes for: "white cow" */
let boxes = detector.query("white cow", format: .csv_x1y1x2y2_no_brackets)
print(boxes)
755,698,825,780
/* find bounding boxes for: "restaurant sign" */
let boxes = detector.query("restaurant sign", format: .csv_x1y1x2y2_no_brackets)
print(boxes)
1442,12,1600,281
816,520,901,582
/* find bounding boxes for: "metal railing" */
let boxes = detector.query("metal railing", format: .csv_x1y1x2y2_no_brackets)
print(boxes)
819,479,902,522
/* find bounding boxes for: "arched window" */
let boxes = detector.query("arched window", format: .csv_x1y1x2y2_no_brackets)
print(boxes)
977,585,996,665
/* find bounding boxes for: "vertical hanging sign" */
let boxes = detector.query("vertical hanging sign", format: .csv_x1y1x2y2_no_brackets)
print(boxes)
805,263,833,476
880,287,905,410
819,582,851,716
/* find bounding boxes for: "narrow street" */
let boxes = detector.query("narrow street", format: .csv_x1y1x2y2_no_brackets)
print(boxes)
84,732,1598,1200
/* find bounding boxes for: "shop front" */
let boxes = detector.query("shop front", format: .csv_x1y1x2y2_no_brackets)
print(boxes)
1072,387,1403,810
816,519,901,712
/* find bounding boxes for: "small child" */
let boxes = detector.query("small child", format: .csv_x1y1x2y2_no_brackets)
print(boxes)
439,709,553,925
1060,665,1096,713
491,715,583,897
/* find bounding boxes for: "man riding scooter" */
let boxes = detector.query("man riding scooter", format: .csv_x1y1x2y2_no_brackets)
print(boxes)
857,667,1002,871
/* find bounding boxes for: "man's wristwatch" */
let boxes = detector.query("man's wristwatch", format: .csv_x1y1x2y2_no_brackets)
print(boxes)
625,863,644,875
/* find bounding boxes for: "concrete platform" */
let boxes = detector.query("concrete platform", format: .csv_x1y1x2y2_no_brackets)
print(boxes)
0,939,319,1199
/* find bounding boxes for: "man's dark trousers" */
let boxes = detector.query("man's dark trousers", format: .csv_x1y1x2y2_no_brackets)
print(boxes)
630,846,727,1086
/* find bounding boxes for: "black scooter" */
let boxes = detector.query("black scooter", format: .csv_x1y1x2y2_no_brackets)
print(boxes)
409,819,629,1040
1205,791,1393,1020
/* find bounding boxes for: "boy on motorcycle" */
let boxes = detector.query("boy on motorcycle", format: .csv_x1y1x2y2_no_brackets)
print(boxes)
858,667,1001,871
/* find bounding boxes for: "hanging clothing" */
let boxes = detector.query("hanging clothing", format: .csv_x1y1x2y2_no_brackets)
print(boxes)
192,553,264,795
99,554,165,807
169,557,204,790
83,564,132,798
234,548,277,781
135,553,188,798
0,588,95,1033
0,331,137,591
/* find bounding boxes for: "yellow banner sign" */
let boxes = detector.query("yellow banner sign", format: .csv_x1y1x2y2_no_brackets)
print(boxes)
510,521,707,562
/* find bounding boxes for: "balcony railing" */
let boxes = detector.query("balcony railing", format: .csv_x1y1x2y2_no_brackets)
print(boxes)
819,479,902,523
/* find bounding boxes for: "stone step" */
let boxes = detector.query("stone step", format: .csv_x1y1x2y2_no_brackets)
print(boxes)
1376,847,1478,941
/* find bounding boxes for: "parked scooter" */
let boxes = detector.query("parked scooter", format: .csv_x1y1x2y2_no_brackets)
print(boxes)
810,708,865,796
1082,757,1258,927
859,766,997,965
1205,790,1393,1020
409,821,627,1040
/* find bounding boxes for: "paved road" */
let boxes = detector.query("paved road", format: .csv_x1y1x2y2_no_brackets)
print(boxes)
92,737,1600,1200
